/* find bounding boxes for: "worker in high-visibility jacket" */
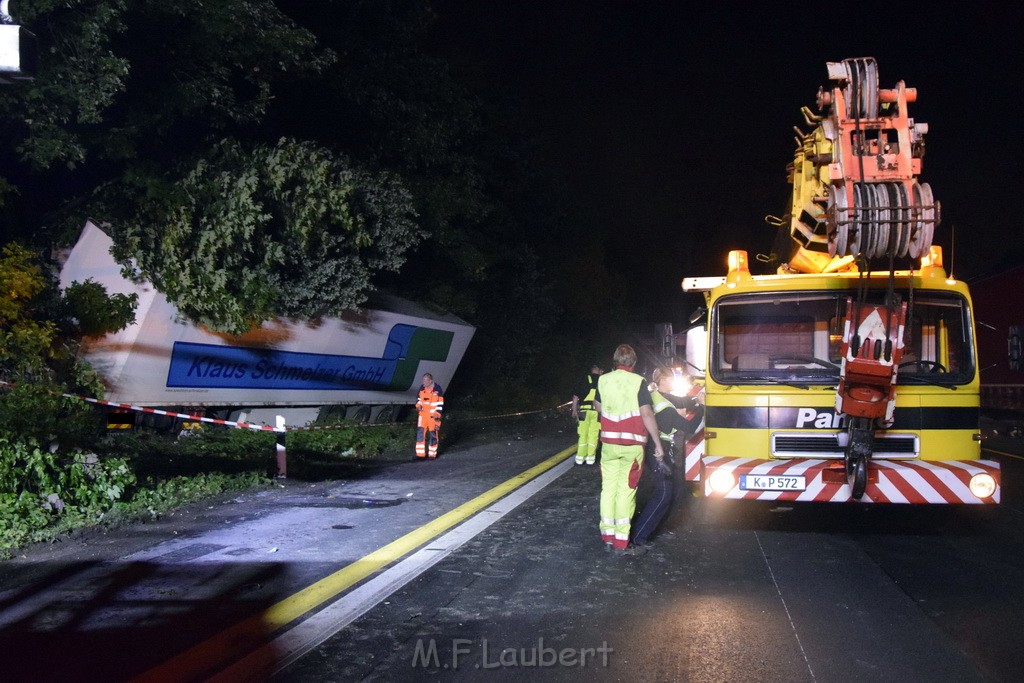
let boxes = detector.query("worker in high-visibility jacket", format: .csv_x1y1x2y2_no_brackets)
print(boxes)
631,367,704,550
415,373,444,459
571,363,604,465
592,344,663,554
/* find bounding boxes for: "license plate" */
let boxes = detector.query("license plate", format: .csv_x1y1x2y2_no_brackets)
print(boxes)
740,474,806,491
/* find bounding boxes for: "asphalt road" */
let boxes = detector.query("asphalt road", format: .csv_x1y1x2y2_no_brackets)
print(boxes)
280,442,1024,683
1,414,1022,682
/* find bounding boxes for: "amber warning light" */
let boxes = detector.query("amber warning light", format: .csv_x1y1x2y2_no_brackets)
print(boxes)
727,250,750,285
919,245,947,279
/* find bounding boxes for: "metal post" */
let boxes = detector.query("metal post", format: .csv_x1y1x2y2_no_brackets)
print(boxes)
275,415,287,479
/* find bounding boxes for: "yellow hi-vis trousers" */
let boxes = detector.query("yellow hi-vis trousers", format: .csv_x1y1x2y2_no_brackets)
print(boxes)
599,442,644,549
575,409,600,463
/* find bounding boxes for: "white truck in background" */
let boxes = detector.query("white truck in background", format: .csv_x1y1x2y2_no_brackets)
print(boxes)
58,222,475,427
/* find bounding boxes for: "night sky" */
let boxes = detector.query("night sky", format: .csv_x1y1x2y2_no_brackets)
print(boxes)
430,2,1023,324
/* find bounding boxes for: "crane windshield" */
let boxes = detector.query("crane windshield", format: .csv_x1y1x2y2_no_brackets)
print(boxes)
710,290,974,386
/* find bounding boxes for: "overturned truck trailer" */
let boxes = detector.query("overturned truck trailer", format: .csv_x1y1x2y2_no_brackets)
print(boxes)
59,222,475,427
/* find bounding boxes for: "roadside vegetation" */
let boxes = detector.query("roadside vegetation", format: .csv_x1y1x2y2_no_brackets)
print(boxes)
0,419,414,557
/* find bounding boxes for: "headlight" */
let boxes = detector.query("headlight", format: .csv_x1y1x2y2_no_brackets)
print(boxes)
969,473,997,499
671,372,691,397
708,469,735,494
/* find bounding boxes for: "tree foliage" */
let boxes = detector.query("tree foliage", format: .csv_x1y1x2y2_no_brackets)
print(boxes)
60,278,138,337
2,1,443,337
0,243,136,383
108,137,421,333
0,242,136,448
0,0,331,176
0,0,129,178
0,243,56,383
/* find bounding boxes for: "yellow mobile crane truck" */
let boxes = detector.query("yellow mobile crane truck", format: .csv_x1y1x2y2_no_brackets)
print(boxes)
680,58,1000,504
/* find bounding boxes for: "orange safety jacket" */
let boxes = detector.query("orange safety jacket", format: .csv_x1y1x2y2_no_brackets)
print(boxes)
416,387,444,431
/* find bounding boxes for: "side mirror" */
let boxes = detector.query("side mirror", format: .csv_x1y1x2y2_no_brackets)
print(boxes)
684,324,707,378
688,306,707,325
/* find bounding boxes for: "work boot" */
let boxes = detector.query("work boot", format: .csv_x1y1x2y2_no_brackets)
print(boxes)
585,457,595,465
575,456,585,465
621,543,649,556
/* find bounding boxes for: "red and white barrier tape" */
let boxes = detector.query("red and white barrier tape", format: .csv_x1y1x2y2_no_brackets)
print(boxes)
0,380,283,433
1,381,571,433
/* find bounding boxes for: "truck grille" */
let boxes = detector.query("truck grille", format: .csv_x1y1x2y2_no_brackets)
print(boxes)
771,433,918,459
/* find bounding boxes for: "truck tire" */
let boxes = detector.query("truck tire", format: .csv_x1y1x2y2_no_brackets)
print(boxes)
372,405,397,424
349,406,372,423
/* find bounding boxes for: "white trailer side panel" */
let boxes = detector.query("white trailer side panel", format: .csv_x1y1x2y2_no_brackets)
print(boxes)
59,222,474,408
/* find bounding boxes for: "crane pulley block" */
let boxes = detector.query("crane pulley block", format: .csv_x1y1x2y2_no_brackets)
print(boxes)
835,298,907,422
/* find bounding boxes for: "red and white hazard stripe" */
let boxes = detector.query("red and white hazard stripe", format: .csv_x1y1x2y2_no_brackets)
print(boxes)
700,455,1001,504
681,384,706,481
684,427,705,481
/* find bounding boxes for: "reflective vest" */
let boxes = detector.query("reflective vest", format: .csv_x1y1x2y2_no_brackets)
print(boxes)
579,374,598,412
650,389,678,443
598,369,648,447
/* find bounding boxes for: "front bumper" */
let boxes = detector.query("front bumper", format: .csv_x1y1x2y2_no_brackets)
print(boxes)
701,456,1001,504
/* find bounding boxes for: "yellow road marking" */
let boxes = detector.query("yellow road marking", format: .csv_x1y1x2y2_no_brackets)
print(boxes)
983,447,1024,462
134,445,577,682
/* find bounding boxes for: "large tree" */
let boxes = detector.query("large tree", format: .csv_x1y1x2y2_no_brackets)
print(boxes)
110,138,421,333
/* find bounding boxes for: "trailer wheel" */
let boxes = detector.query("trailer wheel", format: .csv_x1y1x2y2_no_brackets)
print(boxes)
350,406,372,423
373,405,397,424
318,405,348,423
